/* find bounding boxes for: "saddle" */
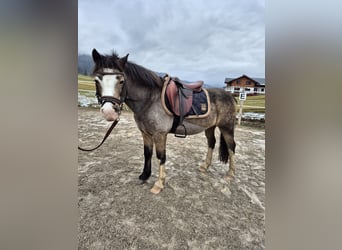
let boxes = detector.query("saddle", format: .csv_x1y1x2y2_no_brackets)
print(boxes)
162,75,208,138
171,77,204,92
166,77,204,117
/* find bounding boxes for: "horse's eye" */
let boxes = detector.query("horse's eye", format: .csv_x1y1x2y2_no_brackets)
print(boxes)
116,75,124,84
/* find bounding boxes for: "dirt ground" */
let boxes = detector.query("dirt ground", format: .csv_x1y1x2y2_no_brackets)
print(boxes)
78,108,265,250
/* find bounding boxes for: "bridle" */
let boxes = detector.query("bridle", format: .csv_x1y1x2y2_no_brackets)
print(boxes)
78,71,127,152
95,71,127,114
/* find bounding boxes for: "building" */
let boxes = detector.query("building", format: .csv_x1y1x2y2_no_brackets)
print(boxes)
225,75,265,95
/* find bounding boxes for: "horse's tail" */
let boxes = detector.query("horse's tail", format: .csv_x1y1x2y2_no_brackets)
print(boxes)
219,133,229,163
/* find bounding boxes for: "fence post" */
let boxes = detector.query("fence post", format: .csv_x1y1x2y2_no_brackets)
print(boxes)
238,92,246,126
238,100,244,126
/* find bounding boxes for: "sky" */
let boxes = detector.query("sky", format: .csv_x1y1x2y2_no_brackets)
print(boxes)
78,0,264,86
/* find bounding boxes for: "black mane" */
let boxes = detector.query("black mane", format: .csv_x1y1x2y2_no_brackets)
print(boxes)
124,61,163,88
92,51,120,72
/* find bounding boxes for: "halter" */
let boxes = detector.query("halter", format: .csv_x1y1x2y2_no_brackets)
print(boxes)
95,71,127,114
78,71,127,152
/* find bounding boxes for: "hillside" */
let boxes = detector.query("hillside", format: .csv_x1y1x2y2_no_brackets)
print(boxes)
78,54,93,75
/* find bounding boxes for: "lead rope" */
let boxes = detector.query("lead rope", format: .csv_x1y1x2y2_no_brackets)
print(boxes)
78,118,120,151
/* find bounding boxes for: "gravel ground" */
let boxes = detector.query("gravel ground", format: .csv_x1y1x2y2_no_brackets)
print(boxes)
78,108,265,250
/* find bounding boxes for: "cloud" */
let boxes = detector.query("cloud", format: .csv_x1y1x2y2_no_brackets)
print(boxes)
79,0,264,86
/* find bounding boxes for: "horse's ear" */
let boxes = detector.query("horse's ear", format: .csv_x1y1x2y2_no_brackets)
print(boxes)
118,53,129,71
92,49,102,64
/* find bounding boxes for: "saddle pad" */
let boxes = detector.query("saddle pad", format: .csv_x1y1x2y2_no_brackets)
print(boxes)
187,91,209,116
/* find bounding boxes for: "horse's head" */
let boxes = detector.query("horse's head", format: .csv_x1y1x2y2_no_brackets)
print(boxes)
91,49,129,121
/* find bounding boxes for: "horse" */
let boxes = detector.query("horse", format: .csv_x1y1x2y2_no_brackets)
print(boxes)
90,49,236,194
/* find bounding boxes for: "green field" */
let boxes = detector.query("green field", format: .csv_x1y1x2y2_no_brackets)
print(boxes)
236,95,265,113
78,74,93,81
78,74,95,92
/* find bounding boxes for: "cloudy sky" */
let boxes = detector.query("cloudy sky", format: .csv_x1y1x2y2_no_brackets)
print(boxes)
78,0,264,86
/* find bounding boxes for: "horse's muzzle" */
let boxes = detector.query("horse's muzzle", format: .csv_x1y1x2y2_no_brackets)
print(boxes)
101,102,119,121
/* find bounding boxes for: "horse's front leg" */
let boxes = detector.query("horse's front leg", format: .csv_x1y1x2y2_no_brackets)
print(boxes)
139,132,153,181
150,133,167,194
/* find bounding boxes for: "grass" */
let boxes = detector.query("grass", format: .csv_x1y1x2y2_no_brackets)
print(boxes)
78,74,93,81
236,95,265,113
78,74,95,92
78,82,95,91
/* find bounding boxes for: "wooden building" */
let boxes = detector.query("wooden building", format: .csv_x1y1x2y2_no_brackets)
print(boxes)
225,75,265,95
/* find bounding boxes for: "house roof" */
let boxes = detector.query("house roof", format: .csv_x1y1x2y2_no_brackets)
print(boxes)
225,74,265,86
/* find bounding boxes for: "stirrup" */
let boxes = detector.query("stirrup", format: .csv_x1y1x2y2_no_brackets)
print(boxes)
174,124,187,138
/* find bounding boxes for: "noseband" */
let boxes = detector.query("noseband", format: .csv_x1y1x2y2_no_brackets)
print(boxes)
95,72,127,114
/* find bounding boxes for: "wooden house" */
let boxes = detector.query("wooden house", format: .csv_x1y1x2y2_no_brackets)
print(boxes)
225,75,265,95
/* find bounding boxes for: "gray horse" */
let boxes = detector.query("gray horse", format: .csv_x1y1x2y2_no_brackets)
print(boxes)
91,49,236,194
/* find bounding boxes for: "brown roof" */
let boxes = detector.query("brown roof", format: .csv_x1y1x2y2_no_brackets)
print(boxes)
225,74,265,86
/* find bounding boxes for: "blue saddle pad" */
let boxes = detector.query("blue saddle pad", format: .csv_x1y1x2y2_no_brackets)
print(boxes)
187,90,208,116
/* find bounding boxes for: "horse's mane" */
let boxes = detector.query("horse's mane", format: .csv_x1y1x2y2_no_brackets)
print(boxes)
93,51,163,89
124,61,163,89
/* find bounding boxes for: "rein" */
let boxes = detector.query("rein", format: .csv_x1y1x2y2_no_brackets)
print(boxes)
78,72,127,152
78,119,120,151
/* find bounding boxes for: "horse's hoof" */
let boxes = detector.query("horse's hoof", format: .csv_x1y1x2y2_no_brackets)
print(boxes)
224,175,234,182
199,166,207,173
139,172,151,181
150,185,163,194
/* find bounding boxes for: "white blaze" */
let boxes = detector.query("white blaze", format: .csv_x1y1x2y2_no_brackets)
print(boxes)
102,75,118,97
98,68,122,121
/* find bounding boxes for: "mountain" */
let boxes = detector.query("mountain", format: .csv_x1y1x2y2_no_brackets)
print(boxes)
78,54,93,75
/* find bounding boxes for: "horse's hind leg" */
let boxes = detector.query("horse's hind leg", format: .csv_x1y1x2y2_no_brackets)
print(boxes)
199,126,216,172
150,133,167,194
219,127,236,181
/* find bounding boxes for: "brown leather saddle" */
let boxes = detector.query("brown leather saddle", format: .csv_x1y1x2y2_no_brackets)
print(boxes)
164,76,204,137
166,77,204,115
